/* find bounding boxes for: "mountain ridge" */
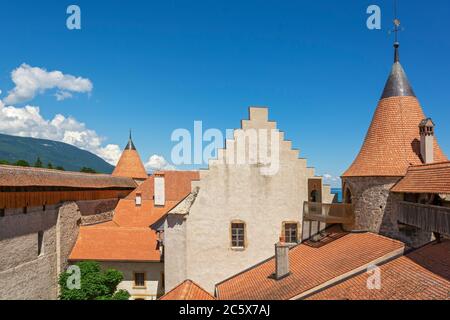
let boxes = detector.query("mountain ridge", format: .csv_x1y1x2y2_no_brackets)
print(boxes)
0,133,114,173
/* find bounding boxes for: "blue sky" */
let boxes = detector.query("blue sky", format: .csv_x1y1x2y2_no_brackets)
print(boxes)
0,0,449,187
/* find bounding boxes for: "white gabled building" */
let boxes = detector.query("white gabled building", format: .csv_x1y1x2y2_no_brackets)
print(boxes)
163,107,334,293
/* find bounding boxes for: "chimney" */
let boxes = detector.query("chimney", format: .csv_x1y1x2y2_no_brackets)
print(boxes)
274,238,290,280
154,173,166,206
135,192,142,207
419,118,435,164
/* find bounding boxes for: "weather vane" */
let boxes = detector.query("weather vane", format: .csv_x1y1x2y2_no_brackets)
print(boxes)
388,0,404,42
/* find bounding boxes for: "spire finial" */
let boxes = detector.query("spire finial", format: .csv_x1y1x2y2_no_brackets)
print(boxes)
125,130,136,150
391,0,402,63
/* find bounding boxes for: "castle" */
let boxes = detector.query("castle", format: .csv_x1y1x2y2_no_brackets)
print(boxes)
0,39,449,300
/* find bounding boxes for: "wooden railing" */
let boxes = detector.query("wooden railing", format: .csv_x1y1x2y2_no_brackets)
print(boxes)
303,202,354,224
398,201,450,235
0,190,132,209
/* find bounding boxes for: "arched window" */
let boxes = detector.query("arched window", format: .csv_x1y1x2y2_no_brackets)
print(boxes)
310,190,318,203
344,187,352,204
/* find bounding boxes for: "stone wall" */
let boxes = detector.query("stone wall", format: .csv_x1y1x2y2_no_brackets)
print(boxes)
0,198,117,300
0,203,81,300
342,177,432,248
164,214,187,291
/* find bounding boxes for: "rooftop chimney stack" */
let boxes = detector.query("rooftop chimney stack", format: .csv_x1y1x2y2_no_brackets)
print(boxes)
154,173,166,206
275,238,290,280
135,192,142,207
419,118,435,164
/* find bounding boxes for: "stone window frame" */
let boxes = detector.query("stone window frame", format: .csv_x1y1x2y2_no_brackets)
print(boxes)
230,220,247,250
133,272,146,289
282,221,300,244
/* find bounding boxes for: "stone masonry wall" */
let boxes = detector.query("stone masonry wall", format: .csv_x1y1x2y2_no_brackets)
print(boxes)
343,177,432,248
0,203,81,300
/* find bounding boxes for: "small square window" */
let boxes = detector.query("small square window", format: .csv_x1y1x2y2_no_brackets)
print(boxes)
134,272,145,287
231,223,245,248
284,223,298,244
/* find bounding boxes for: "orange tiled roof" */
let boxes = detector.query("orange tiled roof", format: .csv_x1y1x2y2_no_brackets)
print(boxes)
216,229,404,300
159,280,215,300
0,164,136,189
69,171,199,262
343,96,447,177
112,199,180,228
69,225,161,262
391,161,450,194
307,240,450,300
126,171,199,201
112,149,148,180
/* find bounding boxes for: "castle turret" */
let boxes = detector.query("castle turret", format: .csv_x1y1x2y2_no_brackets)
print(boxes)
343,43,446,178
341,40,447,247
112,132,148,182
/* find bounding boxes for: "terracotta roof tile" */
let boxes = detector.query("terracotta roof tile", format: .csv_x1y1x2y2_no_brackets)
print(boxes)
69,171,199,262
343,97,447,177
126,171,199,201
216,229,405,300
0,164,137,189
112,149,148,180
307,240,450,300
391,161,450,194
112,199,180,228
69,225,161,262
159,280,215,300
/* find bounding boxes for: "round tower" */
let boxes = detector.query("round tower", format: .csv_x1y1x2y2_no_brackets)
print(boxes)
112,131,148,183
341,42,447,244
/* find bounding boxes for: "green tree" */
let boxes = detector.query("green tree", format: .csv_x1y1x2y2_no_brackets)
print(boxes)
47,162,53,169
0,160,10,165
56,166,65,171
34,157,43,168
59,261,130,300
15,160,30,167
80,167,97,174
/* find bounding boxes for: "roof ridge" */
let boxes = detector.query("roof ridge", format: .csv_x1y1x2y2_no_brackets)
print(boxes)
0,164,117,178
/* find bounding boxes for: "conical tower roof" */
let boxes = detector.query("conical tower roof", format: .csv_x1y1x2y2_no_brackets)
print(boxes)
343,43,447,177
112,132,148,180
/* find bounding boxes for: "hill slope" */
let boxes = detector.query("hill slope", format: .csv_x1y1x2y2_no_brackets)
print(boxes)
0,133,115,173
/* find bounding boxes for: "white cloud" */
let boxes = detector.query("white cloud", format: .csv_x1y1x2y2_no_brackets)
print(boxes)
0,101,121,165
322,173,341,187
55,91,73,101
0,65,121,166
144,155,176,172
4,64,93,104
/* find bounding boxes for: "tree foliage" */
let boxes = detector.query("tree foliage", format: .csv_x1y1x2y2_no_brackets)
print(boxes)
59,261,130,300
80,167,97,174
15,160,30,167
34,157,43,168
